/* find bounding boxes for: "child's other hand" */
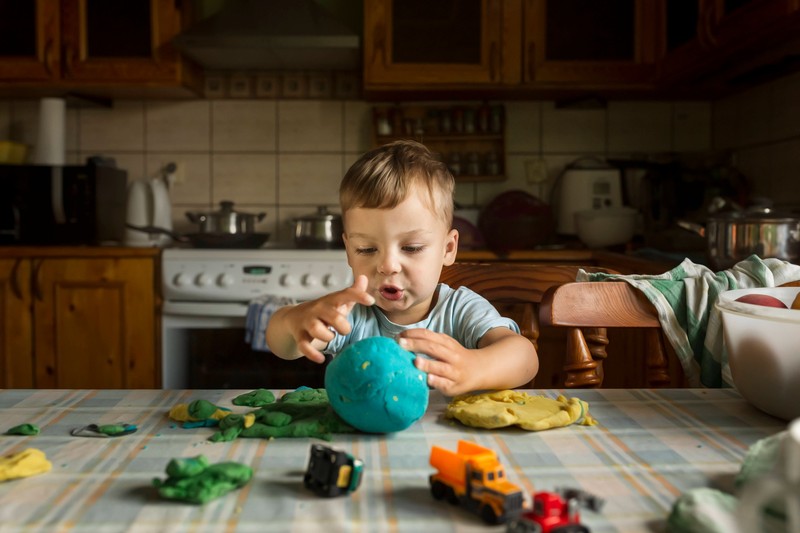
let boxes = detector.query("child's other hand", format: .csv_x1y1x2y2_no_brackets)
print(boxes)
398,329,479,396
287,275,374,363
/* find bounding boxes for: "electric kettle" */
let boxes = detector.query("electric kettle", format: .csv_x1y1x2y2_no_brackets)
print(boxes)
124,177,173,247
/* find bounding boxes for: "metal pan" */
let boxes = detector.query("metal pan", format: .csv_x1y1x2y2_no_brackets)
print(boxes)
126,224,270,249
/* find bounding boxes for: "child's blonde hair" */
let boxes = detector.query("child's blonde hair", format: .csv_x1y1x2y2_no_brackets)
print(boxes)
339,140,455,227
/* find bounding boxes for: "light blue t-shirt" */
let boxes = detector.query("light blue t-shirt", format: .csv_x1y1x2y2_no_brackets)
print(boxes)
324,283,520,355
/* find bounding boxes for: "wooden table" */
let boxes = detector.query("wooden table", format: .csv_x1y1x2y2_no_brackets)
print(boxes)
0,388,786,532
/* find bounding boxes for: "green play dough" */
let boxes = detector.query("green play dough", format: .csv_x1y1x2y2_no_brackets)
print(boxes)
153,455,252,504
324,337,429,433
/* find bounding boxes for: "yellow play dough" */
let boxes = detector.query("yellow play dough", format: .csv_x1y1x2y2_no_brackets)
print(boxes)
0,448,52,481
445,390,597,431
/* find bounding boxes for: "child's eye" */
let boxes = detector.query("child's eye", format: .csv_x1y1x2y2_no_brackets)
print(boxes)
356,247,376,255
402,245,425,253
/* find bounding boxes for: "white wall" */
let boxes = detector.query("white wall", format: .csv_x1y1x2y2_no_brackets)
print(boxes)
0,97,711,242
713,71,800,208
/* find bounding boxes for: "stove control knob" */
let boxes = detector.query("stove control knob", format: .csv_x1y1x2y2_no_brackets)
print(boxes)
280,273,297,287
301,274,318,287
322,273,341,288
173,273,191,287
217,273,234,287
195,273,213,287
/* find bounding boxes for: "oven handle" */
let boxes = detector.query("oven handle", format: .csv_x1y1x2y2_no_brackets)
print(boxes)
163,301,249,317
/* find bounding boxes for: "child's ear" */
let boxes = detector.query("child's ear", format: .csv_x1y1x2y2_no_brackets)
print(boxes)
443,229,459,266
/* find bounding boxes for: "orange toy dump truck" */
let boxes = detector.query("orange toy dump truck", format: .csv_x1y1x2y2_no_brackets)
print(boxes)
429,440,524,524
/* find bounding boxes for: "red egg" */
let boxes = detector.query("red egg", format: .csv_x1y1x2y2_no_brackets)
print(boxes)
735,294,788,309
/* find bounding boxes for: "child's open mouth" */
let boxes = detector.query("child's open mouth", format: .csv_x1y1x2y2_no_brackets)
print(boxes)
379,285,404,301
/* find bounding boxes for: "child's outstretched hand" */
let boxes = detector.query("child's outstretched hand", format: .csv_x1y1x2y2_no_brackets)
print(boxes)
282,275,374,363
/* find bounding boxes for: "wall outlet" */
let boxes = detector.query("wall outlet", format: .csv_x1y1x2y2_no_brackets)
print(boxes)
525,158,548,184
164,161,185,186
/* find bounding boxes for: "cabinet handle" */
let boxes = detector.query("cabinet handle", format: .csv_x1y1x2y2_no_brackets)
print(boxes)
63,45,74,78
489,41,498,81
33,259,44,302
528,42,536,81
698,0,718,48
373,22,387,66
9,259,22,300
43,40,55,77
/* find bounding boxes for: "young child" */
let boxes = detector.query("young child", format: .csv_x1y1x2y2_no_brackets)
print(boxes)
266,140,538,396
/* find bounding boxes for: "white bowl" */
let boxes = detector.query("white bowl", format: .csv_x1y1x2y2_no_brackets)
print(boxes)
716,287,800,421
575,207,637,248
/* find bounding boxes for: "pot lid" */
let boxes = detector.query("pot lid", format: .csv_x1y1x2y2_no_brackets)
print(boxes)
710,206,799,222
295,206,342,221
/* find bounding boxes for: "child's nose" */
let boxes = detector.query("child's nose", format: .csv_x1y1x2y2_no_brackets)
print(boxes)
377,251,400,274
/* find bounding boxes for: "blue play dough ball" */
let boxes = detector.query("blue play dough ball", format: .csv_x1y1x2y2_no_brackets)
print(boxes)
325,337,429,433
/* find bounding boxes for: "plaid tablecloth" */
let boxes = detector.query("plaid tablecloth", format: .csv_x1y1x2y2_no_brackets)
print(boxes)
0,388,787,532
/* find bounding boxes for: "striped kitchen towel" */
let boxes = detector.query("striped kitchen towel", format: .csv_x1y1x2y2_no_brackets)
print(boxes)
244,295,295,352
577,255,800,387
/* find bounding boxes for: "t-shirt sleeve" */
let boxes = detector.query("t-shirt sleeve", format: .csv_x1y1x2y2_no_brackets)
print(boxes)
448,286,520,349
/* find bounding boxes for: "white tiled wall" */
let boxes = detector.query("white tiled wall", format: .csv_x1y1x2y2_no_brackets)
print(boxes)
712,71,800,208
0,96,711,241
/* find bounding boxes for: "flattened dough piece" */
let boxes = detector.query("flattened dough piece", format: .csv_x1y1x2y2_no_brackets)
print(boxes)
445,390,596,431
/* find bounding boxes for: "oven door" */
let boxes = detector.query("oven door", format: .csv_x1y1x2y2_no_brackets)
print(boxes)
162,302,328,390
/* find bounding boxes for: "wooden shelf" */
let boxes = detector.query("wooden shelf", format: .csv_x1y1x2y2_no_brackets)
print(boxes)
371,103,507,182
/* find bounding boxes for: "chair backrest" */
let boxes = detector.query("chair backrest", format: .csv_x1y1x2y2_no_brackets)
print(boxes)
439,263,618,387
539,278,800,388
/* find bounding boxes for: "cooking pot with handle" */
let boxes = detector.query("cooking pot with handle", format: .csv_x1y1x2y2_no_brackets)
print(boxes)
186,200,265,234
679,206,800,269
293,206,344,249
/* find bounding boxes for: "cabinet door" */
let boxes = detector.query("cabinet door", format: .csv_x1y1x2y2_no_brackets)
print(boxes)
59,0,183,83
33,257,157,389
0,259,34,388
523,0,658,84
364,0,510,87
0,0,60,81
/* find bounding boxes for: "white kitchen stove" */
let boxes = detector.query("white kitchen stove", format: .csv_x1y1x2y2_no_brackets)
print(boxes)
160,246,353,389
162,247,353,304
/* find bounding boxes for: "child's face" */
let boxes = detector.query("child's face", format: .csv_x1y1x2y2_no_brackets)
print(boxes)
343,186,458,325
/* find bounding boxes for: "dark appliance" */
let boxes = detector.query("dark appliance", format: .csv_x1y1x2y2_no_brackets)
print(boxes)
0,163,127,245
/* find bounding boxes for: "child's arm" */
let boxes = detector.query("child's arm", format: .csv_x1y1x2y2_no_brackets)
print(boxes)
401,328,538,396
266,275,374,363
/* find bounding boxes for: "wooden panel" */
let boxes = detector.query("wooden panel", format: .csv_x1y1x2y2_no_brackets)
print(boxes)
0,259,34,387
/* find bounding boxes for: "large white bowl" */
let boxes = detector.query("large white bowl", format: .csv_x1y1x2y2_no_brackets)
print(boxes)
716,286,800,421
575,207,637,248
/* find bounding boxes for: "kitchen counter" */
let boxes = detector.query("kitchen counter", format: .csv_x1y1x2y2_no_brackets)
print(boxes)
0,246,161,258
456,248,680,275
0,388,786,532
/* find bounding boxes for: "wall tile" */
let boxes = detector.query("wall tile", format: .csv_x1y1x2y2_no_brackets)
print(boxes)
506,101,541,153
146,153,211,206
81,100,145,151
672,102,711,152
278,153,343,205
145,100,210,152
737,140,800,207
541,103,606,153
608,101,671,153
212,153,276,204
771,72,800,140
737,83,773,147
712,95,739,150
212,100,277,152
278,101,343,152
344,101,372,152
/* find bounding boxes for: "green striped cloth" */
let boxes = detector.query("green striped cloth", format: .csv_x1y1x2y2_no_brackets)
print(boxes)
577,255,800,387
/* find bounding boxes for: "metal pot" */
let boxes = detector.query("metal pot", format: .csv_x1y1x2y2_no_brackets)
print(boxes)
679,207,800,269
293,206,344,249
186,200,266,234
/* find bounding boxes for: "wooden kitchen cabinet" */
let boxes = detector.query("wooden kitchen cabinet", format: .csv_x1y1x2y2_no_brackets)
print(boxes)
0,249,159,389
364,0,511,88
363,0,658,93
656,0,800,92
522,0,659,85
0,0,201,97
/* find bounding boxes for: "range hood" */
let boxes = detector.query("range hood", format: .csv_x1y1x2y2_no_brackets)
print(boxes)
173,0,361,71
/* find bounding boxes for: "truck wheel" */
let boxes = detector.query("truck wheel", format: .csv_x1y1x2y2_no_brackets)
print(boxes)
507,519,542,533
479,504,499,525
430,481,447,500
445,487,459,505
552,525,589,533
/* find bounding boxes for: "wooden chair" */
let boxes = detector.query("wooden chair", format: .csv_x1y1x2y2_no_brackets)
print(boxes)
539,279,800,388
439,262,618,386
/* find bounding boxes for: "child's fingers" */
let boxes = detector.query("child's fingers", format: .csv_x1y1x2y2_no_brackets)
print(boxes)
296,339,326,364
